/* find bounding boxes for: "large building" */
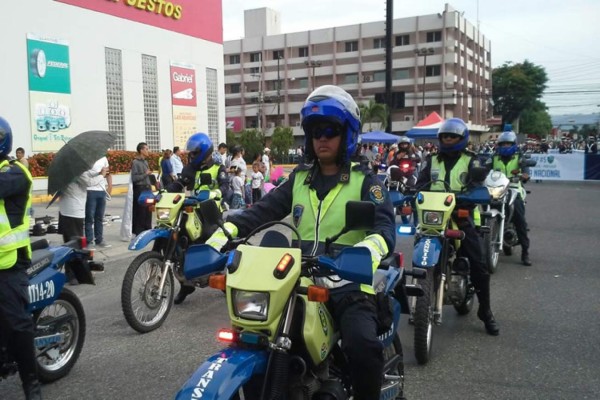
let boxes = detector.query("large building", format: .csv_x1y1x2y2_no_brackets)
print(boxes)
224,4,492,142
1,0,226,156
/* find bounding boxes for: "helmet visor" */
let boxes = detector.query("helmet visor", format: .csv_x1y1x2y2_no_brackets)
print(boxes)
306,121,344,140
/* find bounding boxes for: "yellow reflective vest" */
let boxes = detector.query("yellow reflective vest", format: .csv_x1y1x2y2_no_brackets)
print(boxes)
0,160,33,269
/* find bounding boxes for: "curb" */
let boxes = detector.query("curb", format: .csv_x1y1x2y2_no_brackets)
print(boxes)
32,186,130,204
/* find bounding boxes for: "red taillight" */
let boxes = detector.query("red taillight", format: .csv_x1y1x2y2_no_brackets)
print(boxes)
79,237,87,249
401,206,412,215
145,198,155,204
401,163,410,170
397,252,404,268
217,329,237,343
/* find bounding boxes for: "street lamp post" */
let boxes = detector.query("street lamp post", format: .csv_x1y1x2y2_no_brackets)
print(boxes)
414,47,434,120
304,60,322,91
251,73,263,130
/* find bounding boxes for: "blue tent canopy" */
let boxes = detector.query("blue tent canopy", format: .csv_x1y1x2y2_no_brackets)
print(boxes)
359,131,400,144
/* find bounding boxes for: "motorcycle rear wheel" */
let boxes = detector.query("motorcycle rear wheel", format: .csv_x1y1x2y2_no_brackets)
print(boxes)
34,288,86,383
382,333,405,399
484,219,500,274
121,251,174,333
413,271,434,365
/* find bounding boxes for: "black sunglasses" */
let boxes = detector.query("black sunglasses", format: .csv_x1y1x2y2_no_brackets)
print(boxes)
309,124,344,140
439,133,461,140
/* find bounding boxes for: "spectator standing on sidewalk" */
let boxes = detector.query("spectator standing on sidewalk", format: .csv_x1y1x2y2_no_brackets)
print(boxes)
170,146,184,177
15,147,29,169
250,161,264,204
130,142,153,235
160,149,176,188
83,156,112,249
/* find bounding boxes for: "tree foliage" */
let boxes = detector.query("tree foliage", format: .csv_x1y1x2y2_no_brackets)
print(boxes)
226,129,265,163
358,99,389,131
519,100,553,136
492,60,548,127
270,126,295,163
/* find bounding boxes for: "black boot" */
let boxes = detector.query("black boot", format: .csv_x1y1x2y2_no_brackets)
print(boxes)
23,377,42,400
174,284,195,305
521,250,532,266
473,275,500,336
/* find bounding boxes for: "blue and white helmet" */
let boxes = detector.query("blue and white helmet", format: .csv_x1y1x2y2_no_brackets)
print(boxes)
301,85,361,162
0,117,13,157
496,130,518,157
437,118,469,153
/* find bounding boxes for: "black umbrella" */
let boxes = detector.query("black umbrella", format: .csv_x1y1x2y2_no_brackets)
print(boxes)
47,130,117,195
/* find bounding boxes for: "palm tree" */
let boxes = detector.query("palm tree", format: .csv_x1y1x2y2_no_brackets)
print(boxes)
358,99,389,132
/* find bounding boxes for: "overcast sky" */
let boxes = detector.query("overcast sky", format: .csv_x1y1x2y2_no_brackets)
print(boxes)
223,0,600,116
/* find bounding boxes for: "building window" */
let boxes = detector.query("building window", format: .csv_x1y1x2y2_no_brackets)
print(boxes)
394,69,410,80
273,50,283,60
206,68,219,145
345,41,358,52
426,65,441,77
105,48,125,150
373,71,386,81
249,67,260,74
373,38,386,49
298,78,308,89
230,83,240,94
250,52,262,62
426,31,442,42
141,54,160,151
229,54,240,64
343,74,359,84
298,47,308,57
395,35,410,46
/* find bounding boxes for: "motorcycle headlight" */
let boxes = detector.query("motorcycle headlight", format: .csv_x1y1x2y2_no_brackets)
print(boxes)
423,211,444,225
232,290,269,321
156,208,170,220
488,186,506,199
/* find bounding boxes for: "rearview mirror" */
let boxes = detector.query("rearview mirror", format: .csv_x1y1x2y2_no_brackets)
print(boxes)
199,173,213,186
345,201,375,232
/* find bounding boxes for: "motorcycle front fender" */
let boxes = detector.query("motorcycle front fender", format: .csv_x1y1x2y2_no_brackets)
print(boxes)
175,347,268,400
412,237,443,268
128,228,171,251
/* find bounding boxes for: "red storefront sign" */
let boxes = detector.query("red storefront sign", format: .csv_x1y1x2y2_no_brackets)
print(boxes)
170,65,196,107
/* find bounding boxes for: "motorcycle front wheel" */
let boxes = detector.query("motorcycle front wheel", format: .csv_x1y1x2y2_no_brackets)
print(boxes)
34,288,86,382
484,218,500,274
121,251,174,333
413,271,434,365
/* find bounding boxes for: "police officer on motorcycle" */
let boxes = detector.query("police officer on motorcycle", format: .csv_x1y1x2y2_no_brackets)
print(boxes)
417,118,500,336
206,85,397,399
0,117,42,399
487,130,533,266
167,132,229,304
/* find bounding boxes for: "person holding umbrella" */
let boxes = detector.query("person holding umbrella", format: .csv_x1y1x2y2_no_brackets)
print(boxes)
0,117,42,399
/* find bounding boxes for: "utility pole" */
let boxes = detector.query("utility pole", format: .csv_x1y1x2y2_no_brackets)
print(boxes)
251,73,263,130
304,60,321,91
414,47,434,120
385,0,393,133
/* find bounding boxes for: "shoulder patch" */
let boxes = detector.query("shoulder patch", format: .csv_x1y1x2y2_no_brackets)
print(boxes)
369,185,385,204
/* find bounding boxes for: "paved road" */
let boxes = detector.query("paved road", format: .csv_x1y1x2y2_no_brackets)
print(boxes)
2,181,600,399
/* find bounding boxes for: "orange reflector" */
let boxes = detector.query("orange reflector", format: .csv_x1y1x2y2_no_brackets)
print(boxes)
401,206,412,215
88,250,95,258
457,209,470,218
217,329,237,343
445,229,465,240
444,195,454,206
307,285,329,302
209,274,226,290
184,206,194,213
173,195,182,204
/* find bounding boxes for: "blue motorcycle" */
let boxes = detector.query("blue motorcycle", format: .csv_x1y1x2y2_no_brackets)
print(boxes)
174,201,423,400
0,238,100,383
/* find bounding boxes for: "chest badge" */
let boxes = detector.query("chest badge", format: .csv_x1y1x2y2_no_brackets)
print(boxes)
293,204,304,228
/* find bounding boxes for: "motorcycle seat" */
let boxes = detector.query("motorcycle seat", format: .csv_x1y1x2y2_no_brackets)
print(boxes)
28,249,54,277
